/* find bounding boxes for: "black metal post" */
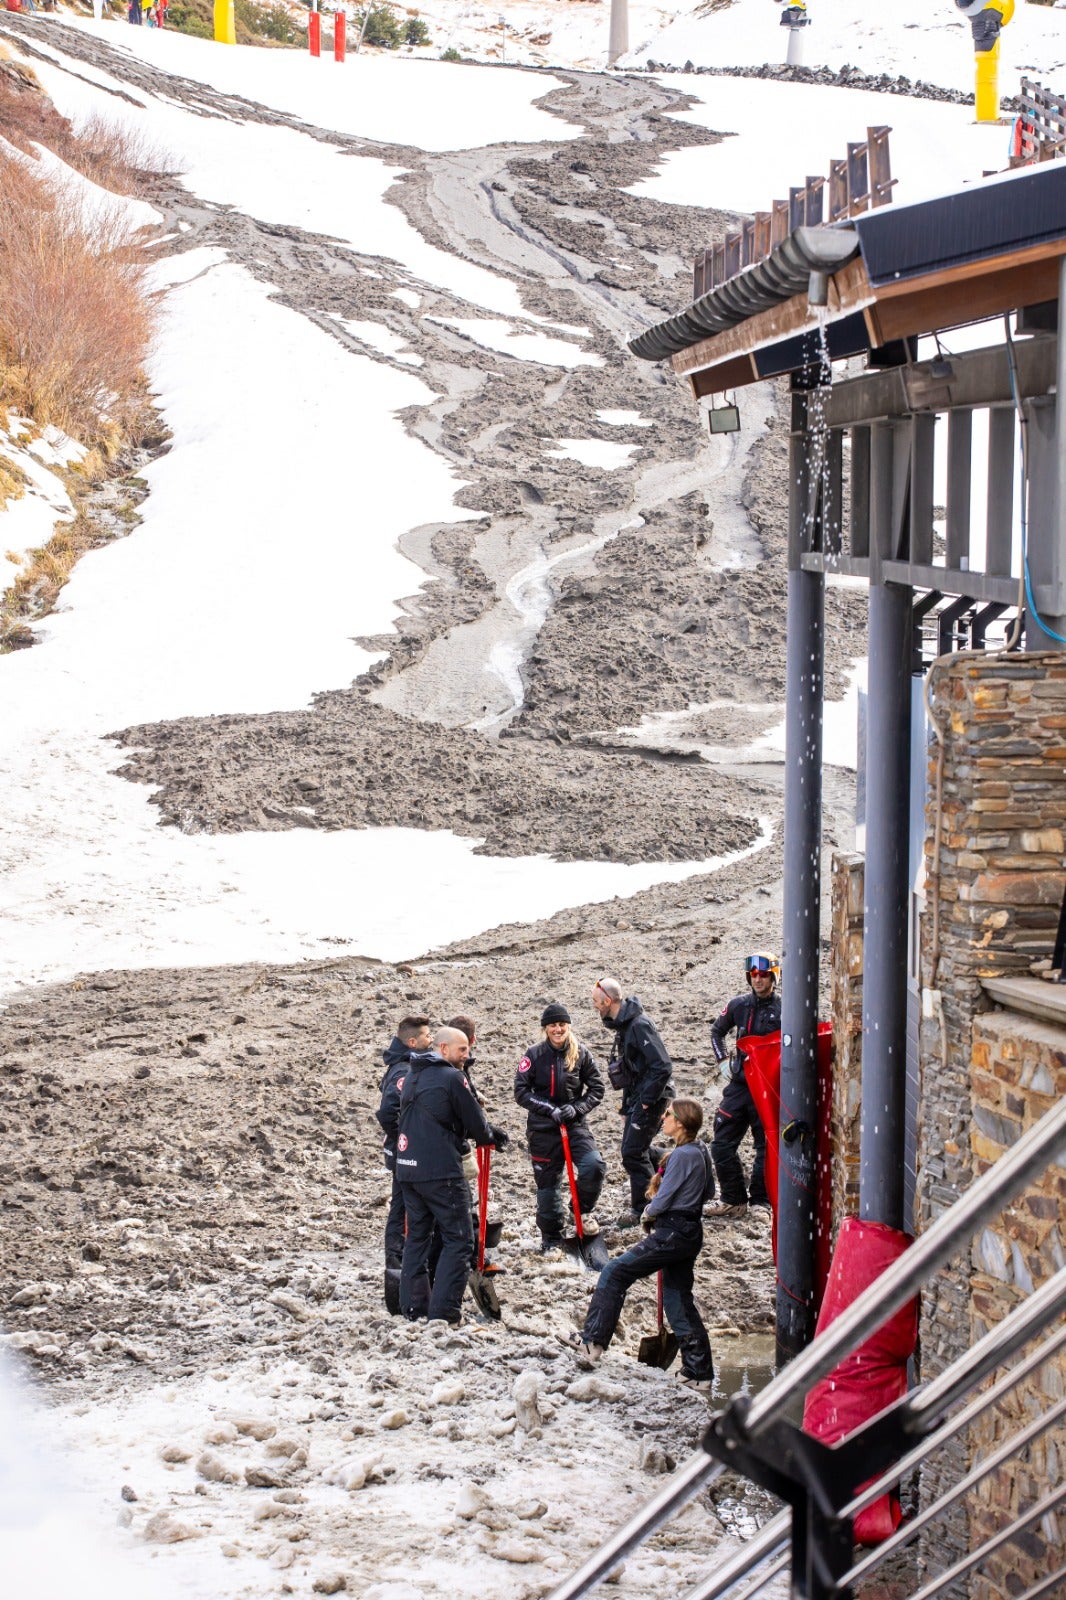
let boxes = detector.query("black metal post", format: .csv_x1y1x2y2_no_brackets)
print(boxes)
860,421,912,1229
778,388,825,1363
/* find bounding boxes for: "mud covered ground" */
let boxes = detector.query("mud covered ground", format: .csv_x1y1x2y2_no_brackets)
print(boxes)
0,20,871,1599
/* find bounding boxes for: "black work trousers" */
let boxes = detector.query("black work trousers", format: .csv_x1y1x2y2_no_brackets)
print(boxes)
529,1121,605,1239
384,1171,406,1262
399,1176,472,1324
620,1098,668,1211
711,1071,768,1205
581,1214,713,1380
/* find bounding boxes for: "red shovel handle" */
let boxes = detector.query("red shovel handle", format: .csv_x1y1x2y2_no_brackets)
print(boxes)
477,1144,491,1271
656,1270,664,1334
558,1123,584,1241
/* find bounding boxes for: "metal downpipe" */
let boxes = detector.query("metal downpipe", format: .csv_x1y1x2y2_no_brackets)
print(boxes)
777,411,825,1363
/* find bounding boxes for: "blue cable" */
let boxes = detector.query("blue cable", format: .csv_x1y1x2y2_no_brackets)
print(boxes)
1003,317,1066,644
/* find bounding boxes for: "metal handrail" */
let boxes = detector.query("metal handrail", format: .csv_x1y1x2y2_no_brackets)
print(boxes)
845,1392,1066,1586
676,1512,790,1600
546,1094,1066,1600
906,1484,1066,1600
843,1319,1066,1522
1017,1566,1066,1600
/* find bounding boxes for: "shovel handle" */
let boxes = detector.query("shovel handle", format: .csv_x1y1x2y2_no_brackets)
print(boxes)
558,1122,584,1242
477,1144,491,1271
657,1270,664,1335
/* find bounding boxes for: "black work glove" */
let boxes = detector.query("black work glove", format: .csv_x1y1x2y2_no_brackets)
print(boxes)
488,1124,510,1151
551,1104,577,1124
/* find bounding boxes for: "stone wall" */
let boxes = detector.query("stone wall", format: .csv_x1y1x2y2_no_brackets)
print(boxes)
829,851,864,1235
915,653,1066,1589
919,654,1066,1234
968,1011,1066,1600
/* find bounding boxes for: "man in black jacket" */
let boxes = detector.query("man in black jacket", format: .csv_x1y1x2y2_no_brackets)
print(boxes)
376,1015,432,1269
708,952,781,1218
592,979,673,1227
397,1026,508,1324
514,1003,606,1250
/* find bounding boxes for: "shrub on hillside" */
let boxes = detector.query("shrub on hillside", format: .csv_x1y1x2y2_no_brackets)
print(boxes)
168,0,301,44
236,0,302,43
404,16,430,45
0,147,152,444
352,2,403,47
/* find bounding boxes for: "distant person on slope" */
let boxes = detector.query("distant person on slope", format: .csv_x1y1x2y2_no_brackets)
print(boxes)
707,952,781,1219
592,979,674,1228
514,1003,606,1252
376,1015,433,1280
397,1026,509,1324
567,1098,715,1391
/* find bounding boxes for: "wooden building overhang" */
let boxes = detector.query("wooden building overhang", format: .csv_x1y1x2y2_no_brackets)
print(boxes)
628,161,1066,400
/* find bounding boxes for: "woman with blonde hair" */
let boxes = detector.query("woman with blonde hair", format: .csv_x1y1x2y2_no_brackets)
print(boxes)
514,1004,606,1251
568,1098,715,1390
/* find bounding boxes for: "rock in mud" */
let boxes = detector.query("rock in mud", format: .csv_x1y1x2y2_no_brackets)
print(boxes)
234,1417,277,1441
380,1409,411,1430
512,1370,543,1431
198,1451,239,1484
205,1422,239,1446
429,1380,464,1407
455,1480,492,1519
144,1511,198,1543
245,1464,285,1489
322,1453,383,1491
565,1375,625,1403
160,1443,192,1464
639,1439,676,1475
312,1574,348,1594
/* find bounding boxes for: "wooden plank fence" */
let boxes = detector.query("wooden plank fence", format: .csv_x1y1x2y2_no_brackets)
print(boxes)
693,126,893,301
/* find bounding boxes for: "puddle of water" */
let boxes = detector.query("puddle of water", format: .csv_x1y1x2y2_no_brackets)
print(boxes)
712,1332,776,1403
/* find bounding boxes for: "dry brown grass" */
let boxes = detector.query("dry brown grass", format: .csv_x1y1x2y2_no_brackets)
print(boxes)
0,506,115,651
0,62,176,192
63,108,177,196
0,144,154,443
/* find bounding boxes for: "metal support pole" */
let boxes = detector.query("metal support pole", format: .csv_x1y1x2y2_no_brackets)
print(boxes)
778,392,825,1363
861,420,912,1229
607,0,628,65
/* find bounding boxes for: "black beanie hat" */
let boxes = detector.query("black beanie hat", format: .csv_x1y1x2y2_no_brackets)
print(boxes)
541,1003,571,1027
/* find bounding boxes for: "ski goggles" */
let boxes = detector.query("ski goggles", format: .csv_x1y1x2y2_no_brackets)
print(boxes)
746,956,776,974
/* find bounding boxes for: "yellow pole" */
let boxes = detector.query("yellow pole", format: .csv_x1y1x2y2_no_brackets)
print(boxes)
214,0,235,43
971,0,1014,125
974,37,1000,123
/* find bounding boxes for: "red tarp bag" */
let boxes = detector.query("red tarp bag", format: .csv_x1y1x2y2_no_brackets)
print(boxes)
802,1216,917,1544
740,1021,834,1308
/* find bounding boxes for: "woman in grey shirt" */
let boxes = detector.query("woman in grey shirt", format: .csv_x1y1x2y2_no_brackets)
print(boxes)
567,1099,715,1390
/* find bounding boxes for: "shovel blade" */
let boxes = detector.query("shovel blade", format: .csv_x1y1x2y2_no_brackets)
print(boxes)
636,1328,680,1370
467,1269,502,1320
581,1233,610,1272
563,1234,601,1273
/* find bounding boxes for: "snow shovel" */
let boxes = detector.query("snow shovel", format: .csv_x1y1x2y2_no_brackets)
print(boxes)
637,1271,679,1370
467,1144,502,1320
559,1122,609,1273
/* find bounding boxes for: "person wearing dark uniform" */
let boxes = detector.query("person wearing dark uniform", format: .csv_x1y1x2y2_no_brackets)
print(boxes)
568,1099,715,1390
708,951,781,1218
592,979,674,1226
376,1015,432,1269
396,1026,508,1324
515,1003,606,1251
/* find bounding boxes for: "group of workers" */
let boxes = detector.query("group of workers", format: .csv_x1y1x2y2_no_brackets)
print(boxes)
375,956,782,1387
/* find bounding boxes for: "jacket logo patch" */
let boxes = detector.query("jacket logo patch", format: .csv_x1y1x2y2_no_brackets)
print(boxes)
397,1076,405,1091
397,1134,408,1151
519,1058,531,1073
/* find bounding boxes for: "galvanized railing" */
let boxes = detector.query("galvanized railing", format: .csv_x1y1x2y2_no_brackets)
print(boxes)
546,1095,1066,1600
